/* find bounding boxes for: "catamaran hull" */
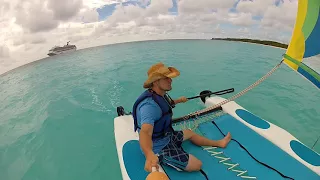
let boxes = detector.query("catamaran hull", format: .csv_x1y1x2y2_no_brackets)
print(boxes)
114,96,320,180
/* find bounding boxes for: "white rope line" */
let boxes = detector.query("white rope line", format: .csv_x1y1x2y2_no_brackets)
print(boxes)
182,60,284,120
203,146,257,179
234,169,248,176
240,176,257,179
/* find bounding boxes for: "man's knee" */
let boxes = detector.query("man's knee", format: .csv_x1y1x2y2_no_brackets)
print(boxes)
185,160,202,172
183,129,195,141
186,129,195,134
185,154,202,172
193,159,202,171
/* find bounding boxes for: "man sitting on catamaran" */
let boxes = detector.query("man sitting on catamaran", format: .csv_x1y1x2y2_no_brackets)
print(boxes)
132,62,232,173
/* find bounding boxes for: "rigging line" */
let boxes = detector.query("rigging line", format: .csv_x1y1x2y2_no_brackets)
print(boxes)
159,164,171,180
200,169,209,180
312,135,320,150
181,59,284,120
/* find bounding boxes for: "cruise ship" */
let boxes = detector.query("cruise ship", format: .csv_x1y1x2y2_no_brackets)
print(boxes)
47,41,77,56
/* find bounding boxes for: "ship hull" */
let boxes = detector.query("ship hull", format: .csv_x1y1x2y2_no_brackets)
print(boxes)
47,47,76,57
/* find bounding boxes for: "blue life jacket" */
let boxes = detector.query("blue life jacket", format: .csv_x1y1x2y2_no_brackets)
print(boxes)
132,89,174,140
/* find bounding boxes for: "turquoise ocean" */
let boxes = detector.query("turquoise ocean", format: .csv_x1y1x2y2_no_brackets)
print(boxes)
0,40,319,180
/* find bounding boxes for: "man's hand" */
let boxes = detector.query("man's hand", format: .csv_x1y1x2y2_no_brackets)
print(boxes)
179,96,188,103
174,96,188,104
145,152,159,172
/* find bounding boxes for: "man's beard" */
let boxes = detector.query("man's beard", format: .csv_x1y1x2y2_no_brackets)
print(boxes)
160,85,171,92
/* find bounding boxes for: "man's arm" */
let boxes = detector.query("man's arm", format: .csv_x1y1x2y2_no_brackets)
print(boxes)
139,123,154,157
139,123,159,172
138,101,161,172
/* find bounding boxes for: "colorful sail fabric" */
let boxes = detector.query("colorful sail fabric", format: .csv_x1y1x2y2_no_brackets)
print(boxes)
283,0,320,89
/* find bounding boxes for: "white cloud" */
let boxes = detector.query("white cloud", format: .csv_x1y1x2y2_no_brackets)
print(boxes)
228,12,256,26
144,0,172,16
235,27,252,38
0,45,10,58
139,0,150,7
260,0,297,32
237,0,297,32
14,1,59,33
0,0,300,75
108,4,143,25
47,0,83,21
0,1,10,18
116,21,137,30
12,34,46,46
238,27,249,33
79,7,100,23
237,0,275,16
13,0,85,33
1,1,14,23
178,0,236,14
82,0,119,8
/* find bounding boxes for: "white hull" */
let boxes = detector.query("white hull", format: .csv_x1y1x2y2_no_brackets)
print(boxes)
114,96,320,179
114,115,167,180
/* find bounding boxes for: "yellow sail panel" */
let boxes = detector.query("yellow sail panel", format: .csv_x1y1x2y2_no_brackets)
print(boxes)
284,0,308,70
283,0,320,88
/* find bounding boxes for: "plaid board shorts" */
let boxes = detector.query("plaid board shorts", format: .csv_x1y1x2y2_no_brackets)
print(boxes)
157,131,189,171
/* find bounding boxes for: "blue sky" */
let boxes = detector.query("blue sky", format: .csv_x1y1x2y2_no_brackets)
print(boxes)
96,0,286,21
97,0,177,20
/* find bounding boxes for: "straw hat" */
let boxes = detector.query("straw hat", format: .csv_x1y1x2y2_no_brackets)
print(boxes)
143,62,180,88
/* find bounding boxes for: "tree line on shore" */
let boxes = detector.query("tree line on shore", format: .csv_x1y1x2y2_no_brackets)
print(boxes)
211,38,288,49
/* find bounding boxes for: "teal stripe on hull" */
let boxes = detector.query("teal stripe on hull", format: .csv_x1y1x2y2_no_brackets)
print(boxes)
203,114,319,179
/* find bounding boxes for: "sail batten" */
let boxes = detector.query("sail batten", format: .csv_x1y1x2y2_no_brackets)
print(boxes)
283,0,320,89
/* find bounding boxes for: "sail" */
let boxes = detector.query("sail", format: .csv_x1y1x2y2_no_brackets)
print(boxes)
283,0,320,89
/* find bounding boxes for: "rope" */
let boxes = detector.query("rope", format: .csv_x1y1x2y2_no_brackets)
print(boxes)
203,146,257,179
182,59,284,120
312,135,320,149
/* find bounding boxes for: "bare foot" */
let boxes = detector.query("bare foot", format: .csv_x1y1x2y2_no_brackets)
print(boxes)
218,132,231,148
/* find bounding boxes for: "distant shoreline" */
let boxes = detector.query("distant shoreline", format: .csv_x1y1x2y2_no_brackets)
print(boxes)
211,38,288,49
1,38,287,76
